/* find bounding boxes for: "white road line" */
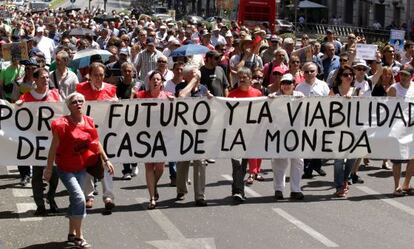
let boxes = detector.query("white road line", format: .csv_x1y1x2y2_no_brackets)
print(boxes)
136,198,186,240
221,174,262,197
12,188,32,197
273,208,339,248
356,186,414,216
16,203,42,222
6,165,18,175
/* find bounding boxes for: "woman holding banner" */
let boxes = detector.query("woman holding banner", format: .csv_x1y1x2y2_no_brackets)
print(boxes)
17,67,61,215
76,62,118,213
134,70,172,209
45,92,114,248
329,65,358,197
269,73,305,200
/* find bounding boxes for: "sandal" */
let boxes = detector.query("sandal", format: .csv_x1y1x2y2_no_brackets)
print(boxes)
148,198,156,210
392,189,406,197
255,174,264,181
246,175,254,185
74,238,92,249
67,234,75,244
402,187,414,196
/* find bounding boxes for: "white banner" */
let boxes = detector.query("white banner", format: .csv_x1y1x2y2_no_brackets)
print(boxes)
1,96,414,165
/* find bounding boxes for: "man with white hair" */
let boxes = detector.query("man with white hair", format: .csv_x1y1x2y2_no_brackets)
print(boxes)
174,65,211,206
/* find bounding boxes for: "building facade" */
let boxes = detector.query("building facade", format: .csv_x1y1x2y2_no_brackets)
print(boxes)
327,0,414,28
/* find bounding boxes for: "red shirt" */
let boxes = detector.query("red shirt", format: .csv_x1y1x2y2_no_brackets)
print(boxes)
19,89,61,102
51,115,99,172
228,86,262,98
76,81,117,101
135,90,171,99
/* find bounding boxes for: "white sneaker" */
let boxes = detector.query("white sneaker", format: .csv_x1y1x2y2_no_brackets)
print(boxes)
122,173,132,180
131,166,139,177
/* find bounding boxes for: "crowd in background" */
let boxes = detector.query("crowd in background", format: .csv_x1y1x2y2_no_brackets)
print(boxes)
0,6,414,248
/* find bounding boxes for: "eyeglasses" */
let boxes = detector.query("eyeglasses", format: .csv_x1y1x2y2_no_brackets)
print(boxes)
157,60,167,63
71,99,84,105
304,70,316,74
342,73,353,77
354,67,366,71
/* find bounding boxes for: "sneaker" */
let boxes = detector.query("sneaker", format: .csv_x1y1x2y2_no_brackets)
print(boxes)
131,166,139,177
232,193,246,202
34,206,47,216
382,161,392,170
176,193,185,201
302,173,313,179
195,199,208,206
351,173,364,184
122,173,132,180
315,168,327,176
19,176,30,187
206,159,216,163
290,192,304,200
274,190,284,200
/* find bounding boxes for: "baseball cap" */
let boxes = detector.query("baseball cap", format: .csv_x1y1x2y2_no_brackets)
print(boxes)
272,66,287,75
206,50,222,58
146,37,155,45
280,73,294,83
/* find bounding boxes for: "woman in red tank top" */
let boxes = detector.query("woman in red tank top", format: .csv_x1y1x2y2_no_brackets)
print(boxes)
135,71,172,209
44,92,114,249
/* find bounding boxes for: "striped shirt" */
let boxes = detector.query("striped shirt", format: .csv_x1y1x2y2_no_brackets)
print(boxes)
136,49,164,80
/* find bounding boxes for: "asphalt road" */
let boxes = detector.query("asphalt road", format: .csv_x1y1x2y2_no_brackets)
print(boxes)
0,159,413,249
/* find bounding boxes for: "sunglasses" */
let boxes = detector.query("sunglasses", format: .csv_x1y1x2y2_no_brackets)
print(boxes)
252,76,263,80
157,60,167,63
281,81,293,85
304,70,316,74
354,67,366,71
342,73,353,77
71,99,84,105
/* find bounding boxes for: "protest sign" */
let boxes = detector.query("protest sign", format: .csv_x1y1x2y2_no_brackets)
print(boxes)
389,29,405,52
1,96,414,165
356,44,378,61
1,41,29,61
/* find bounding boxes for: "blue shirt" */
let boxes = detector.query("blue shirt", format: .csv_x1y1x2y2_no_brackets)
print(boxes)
322,55,340,81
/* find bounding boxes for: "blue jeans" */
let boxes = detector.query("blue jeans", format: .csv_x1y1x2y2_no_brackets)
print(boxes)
57,168,86,219
334,159,356,190
168,162,176,179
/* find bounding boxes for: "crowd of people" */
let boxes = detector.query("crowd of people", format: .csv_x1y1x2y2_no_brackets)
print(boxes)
1,6,414,249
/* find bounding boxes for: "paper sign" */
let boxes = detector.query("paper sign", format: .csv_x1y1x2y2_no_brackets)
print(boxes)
1,41,29,61
389,29,405,52
356,44,378,60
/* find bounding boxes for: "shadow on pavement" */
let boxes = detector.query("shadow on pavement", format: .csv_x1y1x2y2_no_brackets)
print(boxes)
19,241,75,249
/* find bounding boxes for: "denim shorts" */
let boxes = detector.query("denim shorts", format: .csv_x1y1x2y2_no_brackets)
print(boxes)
57,168,87,219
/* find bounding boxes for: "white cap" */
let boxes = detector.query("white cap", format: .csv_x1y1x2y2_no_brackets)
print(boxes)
281,73,294,83
36,26,44,33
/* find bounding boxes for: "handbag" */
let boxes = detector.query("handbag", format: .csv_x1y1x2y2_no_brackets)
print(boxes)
86,154,105,180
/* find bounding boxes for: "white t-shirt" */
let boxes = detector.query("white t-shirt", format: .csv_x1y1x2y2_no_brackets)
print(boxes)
354,79,371,96
295,79,330,96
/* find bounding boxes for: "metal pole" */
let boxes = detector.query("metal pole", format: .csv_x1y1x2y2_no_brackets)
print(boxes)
294,0,298,36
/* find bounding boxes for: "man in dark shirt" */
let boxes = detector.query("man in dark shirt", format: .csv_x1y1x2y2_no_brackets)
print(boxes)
200,50,229,97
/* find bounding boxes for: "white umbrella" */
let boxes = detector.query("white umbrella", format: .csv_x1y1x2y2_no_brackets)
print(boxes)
298,0,327,9
69,48,112,69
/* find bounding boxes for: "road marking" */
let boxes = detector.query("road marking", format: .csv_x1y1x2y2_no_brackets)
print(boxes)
356,186,414,216
221,174,262,197
12,188,32,198
136,198,216,249
6,165,19,175
16,203,42,222
273,208,339,247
